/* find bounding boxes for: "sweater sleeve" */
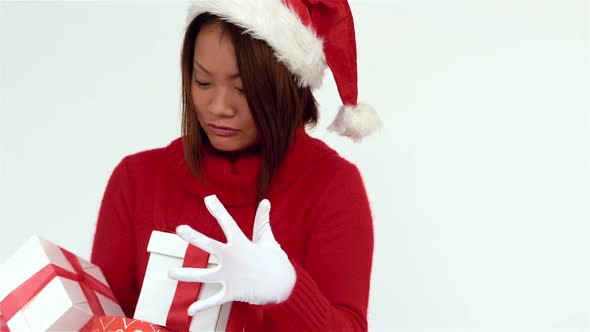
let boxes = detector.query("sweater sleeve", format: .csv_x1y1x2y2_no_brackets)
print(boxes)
90,156,139,317
263,161,374,331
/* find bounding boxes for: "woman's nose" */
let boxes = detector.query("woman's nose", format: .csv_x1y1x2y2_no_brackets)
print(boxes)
208,88,236,117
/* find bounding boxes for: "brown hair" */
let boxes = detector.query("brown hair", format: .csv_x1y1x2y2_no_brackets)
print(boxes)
180,14,319,202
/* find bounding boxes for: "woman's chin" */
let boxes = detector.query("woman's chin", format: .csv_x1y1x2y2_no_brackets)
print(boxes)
208,138,243,152
205,133,260,153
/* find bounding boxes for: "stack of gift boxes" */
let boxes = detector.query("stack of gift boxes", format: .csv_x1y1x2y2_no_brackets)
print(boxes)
0,231,244,331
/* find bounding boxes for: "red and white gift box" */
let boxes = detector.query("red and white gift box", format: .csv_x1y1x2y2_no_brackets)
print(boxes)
0,235,124,331
134,231,248,332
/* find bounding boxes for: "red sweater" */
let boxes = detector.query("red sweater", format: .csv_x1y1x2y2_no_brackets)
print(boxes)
91,128,374,331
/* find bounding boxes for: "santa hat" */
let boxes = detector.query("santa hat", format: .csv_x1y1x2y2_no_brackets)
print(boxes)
186,0,381,142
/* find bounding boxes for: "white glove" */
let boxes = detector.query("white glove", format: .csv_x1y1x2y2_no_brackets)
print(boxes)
168,195,296,316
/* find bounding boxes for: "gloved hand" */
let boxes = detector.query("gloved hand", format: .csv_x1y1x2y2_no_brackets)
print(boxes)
169,195,296,316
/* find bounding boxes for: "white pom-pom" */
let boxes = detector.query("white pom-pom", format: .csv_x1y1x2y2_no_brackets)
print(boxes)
327,102,381,142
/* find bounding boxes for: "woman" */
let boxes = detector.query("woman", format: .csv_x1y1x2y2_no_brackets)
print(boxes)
91,1,379,331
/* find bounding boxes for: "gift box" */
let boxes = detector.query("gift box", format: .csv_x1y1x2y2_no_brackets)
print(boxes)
134,231,246,332
0,235,124,331
84,315,171,332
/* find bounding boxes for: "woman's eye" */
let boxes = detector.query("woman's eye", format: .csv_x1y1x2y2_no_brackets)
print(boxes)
235,87,244,94
195,80,211,87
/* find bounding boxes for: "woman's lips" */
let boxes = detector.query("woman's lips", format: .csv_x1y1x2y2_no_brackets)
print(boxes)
207,124,239,137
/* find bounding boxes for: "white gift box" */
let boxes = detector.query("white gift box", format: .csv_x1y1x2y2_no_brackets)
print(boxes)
134,231,233,332
0,235,124,331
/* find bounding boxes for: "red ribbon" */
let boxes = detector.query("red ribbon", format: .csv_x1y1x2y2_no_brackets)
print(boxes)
0,247,116,331
0,312,9,332
165,244,209,332
226,302,249,332
163,245,249,332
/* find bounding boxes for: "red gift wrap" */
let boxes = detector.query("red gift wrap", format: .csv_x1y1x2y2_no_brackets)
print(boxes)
83,316,171,332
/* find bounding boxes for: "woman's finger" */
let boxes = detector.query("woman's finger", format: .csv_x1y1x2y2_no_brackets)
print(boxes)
176,225,223,255
187,290,227,316
203,195,243,243
168,266,220,283
253,199,276,244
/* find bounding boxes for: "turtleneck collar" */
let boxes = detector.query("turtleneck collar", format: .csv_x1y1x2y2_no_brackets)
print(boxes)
165,127,335,207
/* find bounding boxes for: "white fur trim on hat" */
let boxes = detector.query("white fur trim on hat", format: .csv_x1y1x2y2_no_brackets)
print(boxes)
187,0,327,89
327,103,381,142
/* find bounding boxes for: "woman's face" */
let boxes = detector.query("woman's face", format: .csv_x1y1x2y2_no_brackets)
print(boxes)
191,23,259,152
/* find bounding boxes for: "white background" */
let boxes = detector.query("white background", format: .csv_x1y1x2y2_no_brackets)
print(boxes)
1,0,589,331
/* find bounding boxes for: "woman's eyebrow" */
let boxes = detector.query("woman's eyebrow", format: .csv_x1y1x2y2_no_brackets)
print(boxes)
193,60,240,79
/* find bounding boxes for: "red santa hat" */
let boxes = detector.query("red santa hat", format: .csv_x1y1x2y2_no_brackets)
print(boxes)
187,0,381,142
